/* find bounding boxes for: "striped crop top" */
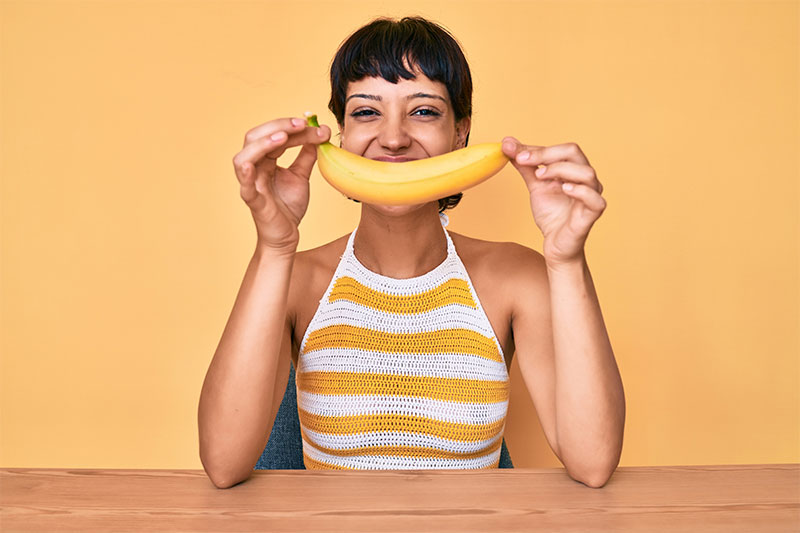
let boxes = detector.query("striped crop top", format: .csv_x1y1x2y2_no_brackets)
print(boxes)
295,212,510,470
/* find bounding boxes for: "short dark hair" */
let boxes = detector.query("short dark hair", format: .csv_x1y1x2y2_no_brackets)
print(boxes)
328,16,473,213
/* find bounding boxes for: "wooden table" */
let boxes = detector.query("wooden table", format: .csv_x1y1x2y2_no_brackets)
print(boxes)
1,464,798,532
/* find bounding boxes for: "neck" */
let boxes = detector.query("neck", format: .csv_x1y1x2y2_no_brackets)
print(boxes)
353,206,448,279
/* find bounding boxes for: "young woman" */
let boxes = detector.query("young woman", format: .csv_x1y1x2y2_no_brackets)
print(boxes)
198,17,625,488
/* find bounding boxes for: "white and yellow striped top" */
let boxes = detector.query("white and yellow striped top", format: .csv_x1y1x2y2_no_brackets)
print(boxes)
296,212,510,469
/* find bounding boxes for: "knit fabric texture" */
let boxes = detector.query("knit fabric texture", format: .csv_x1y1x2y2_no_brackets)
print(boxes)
295,212,510,469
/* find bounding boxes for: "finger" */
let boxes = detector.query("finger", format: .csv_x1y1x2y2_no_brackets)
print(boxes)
239,161,262,206
288,142,319,178
560,182,607,214
501,136,545,160
501,136,522,158
263,125,332,161
534,161,602,192
233,131,291,184
243,117,307,148
501,136,544,187
233,125,330,180
512,142,591,167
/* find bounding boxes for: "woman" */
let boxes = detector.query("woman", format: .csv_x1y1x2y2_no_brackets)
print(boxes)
199,16,625,488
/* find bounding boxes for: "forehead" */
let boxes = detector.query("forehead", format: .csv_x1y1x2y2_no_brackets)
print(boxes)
345,73,450,102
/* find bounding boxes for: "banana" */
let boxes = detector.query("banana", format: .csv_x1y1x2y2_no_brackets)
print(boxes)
305,113,510,206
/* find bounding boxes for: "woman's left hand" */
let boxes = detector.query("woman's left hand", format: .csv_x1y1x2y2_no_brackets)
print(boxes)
502,136,607,267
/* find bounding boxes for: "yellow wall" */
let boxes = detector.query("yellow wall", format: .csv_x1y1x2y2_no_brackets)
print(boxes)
1,0,797,469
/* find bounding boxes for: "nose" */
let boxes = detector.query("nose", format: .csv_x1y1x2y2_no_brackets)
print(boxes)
377,115,411,152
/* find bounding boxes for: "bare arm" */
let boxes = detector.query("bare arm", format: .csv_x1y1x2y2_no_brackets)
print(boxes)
512,248,625,489
547,254,625,487
198,247,295,488
501,137,622,488
198,116,330,488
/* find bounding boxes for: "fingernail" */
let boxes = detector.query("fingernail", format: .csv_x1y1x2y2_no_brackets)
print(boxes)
562,182,574,191
535,166,546,177
317,127,326,137
270,132,285,141
518,151,530,162
503,141,515,152
291,118,304,127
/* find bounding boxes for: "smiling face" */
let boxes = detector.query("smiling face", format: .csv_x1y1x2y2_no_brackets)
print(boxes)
339,69,471,212
341,70,470,159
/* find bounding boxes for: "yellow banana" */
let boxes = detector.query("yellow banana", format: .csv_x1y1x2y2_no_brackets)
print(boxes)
305,113,510,206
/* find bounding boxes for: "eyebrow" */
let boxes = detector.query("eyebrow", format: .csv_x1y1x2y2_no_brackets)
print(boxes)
345,92,448,104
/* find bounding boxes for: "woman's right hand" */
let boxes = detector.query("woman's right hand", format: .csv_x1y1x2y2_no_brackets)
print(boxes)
232,117,331,255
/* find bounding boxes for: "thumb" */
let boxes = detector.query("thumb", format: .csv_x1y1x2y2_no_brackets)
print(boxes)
502,136,538,186
288,142,319,179
501,136,524,159
502,136,544,168
502,136,530,173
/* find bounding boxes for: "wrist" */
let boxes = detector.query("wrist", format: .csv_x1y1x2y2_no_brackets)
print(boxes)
544,252,587,276
254,242,297,263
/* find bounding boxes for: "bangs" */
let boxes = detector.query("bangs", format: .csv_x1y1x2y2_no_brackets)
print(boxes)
337,22,456,89
329,17,472,125
327,16,472,212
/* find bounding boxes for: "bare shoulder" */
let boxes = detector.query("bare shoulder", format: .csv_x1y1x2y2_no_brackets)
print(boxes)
297,233,350,272
450,231,545,273
505,241,548,277
450,231,548,318
287,233,350,324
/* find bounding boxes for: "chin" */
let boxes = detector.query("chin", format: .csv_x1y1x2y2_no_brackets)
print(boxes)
369,202,431,214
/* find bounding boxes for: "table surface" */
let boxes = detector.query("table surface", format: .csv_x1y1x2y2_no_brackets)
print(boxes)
1,464,798,532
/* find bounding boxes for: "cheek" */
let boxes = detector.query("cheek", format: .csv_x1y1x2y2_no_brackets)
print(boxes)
420,126,456,153
341,120,457,154
341,127,371,151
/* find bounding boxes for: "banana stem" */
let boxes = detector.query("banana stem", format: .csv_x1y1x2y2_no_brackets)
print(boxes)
304,112,320,128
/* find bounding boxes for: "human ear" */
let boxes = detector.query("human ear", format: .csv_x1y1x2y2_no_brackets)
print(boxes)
455,117,471,149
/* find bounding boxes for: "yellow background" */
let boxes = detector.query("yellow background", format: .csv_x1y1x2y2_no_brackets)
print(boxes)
1,0,797,469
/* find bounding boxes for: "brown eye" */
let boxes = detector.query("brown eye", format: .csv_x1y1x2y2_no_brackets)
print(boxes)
413,108,441,117
351,109,378,117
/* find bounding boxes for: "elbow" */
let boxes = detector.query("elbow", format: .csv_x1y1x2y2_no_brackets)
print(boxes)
198,422,256,489
202,459,252,489
562,447,620,489
199,446,252,489
582,468,614,489
568,462,618,489
209,472,249,490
